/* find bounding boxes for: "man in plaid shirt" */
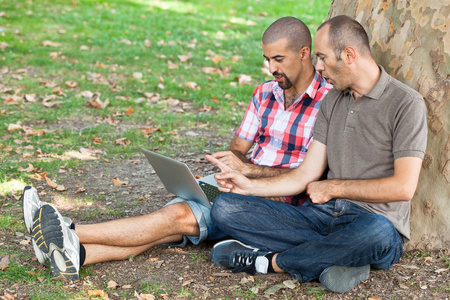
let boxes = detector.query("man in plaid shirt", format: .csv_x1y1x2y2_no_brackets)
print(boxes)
211,18,331,206
22,17,331,281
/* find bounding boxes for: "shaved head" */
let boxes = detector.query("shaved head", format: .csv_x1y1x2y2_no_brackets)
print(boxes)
262,17,312,53
317,15,371,60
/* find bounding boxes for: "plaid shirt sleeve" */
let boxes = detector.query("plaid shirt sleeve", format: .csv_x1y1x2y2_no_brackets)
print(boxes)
235,86,262,142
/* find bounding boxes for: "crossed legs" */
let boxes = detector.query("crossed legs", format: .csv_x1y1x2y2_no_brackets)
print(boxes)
76,202,200,265
211,194,404,282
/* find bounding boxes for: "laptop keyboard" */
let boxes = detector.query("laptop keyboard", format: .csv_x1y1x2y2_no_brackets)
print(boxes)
199,181,223,202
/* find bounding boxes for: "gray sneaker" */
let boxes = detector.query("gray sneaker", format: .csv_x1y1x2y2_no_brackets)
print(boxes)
211,239,269,275
21,186,47,264
33,204,80,281
319,264,370,293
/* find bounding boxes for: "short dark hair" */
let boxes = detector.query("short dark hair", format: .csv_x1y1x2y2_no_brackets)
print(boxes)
318,15,371,60
262,17,312,53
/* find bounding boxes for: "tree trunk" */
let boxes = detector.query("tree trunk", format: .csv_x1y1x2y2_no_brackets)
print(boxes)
327,0,450,250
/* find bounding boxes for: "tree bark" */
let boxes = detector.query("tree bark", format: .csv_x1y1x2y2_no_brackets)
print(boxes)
327,0,450,250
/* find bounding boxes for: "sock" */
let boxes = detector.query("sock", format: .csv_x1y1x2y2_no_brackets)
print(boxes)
79,243,86,267
265,252,276,273
254,256,269,274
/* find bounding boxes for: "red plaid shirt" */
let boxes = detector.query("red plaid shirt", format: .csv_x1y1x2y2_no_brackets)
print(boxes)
236,71,332,205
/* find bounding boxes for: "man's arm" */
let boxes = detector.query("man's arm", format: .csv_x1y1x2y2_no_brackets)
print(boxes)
206,140,328,197
306,156,423,204
211,136,292,178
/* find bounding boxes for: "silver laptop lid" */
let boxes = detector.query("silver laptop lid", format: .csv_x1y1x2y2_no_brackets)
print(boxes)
141,148,212,208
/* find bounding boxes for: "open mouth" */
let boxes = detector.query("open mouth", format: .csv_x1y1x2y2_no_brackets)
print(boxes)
274,75,284,82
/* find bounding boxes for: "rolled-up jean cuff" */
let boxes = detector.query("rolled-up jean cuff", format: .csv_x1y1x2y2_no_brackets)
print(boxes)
162,197,226,247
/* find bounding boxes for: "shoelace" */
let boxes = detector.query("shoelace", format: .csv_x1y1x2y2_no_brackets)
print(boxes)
231,251,258,275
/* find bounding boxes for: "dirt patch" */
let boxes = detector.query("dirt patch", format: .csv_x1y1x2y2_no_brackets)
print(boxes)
1,130,449,299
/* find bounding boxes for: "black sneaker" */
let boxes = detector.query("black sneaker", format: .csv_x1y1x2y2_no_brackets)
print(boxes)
211,239,269,275
32,204,80,281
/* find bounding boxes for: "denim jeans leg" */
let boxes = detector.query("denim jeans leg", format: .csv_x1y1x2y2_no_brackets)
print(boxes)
211,193,326,252
277,205,404,282
211,194,404,282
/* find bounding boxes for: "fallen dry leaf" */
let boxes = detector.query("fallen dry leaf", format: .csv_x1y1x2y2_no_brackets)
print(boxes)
88,290,106,297
24,129,47,137
89,95,109,109
122,284,132,289
423,256,433,262
20,239,30,245
0,256,10,271
75,187,86,194
8,124,22,131
125,106,133,116
184,81,198,90
0,290,15,300
92,137,102,144
162,98,180,106
114,137,130,147
167,60,178,70
3,97,18,105
112,177,129,186
140,126,154,137
237,74,252,85
45,176,67,191
143,92,161,101
107,280,119,289
18,163,36,173
212,55,223,64
65,80,77,88
79,90,94,98
134,291,155,300
120,38,132,45
24,93,37,102
231,55,241,62
198,103,212,112
35,172,47,180
42,40,61,47
133,72,143,79
182,279,194,286
178,55,190,62
0,42,9,51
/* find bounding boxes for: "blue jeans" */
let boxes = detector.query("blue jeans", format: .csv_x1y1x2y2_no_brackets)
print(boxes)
211,194,404,282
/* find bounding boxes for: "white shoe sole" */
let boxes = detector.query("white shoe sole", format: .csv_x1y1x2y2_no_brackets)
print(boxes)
33,204,80,281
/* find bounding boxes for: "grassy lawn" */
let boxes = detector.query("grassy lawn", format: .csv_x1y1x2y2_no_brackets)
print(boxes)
0,0,330,298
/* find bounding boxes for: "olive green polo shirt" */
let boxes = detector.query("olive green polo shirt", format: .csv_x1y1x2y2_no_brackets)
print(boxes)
314,66,428,241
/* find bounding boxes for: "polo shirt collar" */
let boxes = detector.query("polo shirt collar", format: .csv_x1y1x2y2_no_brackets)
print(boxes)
365,65,389,100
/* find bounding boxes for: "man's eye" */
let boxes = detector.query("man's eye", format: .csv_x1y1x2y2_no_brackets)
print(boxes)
275,58,283,62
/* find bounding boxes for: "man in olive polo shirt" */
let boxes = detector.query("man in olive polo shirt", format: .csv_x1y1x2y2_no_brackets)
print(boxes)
206,15,427,293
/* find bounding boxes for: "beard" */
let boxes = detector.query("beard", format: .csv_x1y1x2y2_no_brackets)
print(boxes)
273,72,293,90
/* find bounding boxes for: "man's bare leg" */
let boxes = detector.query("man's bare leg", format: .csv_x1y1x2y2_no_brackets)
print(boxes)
83,234,183,265
76,202,199,247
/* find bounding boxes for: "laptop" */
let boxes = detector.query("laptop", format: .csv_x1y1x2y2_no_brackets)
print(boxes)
141,148,222,208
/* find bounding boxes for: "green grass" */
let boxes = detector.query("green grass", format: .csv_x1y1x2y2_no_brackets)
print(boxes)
0,0,330,298
0,0,330,185
140,281,171,295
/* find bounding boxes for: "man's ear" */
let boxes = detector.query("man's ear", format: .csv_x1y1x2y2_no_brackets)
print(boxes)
343,46,356,64
299,46,311,61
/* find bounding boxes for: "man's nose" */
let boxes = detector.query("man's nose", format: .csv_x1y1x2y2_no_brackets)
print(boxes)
315,59,324,71
268,61,278,74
